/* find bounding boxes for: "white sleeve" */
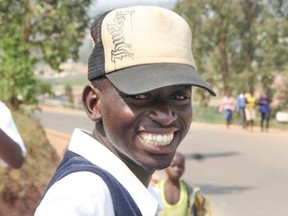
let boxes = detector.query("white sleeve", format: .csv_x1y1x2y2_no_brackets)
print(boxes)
34,171,115,216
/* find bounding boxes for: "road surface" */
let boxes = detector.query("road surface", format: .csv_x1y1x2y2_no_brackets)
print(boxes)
34,106,288,216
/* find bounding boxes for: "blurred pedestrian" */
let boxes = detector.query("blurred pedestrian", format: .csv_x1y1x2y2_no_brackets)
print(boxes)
219,92,235,128
258,89,271,132
0,101,26,169
155,152,211,216
236,90,246,129
244,88,257,132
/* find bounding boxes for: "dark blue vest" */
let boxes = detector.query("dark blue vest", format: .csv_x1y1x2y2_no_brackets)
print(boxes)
43,150,142,216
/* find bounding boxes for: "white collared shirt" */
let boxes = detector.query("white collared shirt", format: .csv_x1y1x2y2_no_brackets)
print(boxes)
0,101,26,166
35,128,162,216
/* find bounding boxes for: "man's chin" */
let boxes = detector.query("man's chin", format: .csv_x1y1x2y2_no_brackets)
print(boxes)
141,158,173,171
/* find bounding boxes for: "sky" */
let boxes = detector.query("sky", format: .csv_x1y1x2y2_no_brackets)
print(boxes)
89,0,177,17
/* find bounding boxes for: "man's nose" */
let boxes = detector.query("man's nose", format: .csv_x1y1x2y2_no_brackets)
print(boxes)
148,104,177,126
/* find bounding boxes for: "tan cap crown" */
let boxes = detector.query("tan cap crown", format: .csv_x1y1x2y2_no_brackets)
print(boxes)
101,6,196,73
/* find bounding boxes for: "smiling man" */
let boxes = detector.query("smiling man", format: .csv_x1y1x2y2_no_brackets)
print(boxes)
35,5,215,216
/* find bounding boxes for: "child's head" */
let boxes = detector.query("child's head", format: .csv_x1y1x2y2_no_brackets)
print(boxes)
166,152,185,181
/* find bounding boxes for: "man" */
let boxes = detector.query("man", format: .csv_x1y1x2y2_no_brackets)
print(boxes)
258,89,271,132
35,5,215,215
236,90,246,129
0,101,26,169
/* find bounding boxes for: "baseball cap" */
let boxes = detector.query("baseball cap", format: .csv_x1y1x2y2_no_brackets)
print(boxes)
88,5,216,96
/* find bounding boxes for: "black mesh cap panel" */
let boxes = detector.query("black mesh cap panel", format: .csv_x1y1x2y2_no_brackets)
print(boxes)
88,11,110,81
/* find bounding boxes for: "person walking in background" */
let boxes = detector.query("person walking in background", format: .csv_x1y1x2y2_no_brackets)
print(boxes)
35,6,215,215
218,92,235,128
258,89,271,132
155,152,211,216
244,87,257,132
236,90,246,129
0,101,26,169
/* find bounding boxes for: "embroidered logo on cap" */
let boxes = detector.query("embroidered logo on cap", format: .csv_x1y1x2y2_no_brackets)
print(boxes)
107,10,135,64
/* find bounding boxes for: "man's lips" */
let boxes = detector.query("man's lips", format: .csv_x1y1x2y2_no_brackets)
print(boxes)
138,132,174,146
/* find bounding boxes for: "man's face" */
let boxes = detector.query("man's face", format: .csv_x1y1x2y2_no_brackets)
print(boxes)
96,79,192,171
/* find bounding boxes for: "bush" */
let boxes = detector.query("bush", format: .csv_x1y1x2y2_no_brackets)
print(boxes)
0,109,59,216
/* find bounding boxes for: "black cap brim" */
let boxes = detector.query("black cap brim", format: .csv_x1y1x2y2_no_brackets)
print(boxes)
106,63,216,96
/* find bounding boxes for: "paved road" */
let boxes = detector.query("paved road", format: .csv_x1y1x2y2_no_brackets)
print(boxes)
34,106,288,216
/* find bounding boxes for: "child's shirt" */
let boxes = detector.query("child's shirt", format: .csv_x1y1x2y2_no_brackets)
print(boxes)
155,179,189,216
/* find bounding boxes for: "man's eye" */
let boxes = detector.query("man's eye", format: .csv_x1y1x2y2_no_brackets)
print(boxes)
131,94,149,100
171,94,189,100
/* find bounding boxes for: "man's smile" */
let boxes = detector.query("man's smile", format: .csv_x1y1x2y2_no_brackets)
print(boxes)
138,132,174,146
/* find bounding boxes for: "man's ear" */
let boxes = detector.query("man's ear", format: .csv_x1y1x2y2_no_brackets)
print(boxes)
82,85,102,122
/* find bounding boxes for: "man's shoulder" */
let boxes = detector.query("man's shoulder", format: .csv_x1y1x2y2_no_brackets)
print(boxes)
54,171,110,192
36,172,114,216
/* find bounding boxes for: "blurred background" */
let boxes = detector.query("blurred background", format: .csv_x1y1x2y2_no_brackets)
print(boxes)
1,0,288,121
1,0,288,215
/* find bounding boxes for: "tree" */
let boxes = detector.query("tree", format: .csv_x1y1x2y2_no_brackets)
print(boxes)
174,0,288,104
0,0,92,109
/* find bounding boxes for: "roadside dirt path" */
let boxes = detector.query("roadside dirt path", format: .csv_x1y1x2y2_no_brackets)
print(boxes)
45,128,70,158
41,105,83,157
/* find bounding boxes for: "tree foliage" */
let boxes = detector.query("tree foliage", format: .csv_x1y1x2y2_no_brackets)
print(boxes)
0,0,92,109
174,0,288,104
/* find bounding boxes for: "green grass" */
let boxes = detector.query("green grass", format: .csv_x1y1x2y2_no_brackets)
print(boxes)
192,105,223,124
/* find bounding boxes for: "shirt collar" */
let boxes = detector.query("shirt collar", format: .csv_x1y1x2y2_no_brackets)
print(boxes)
68,128,162,216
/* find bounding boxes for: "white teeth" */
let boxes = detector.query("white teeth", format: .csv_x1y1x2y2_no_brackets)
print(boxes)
139,132,174,146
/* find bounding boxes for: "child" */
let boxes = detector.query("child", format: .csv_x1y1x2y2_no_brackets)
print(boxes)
155,152,211,216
